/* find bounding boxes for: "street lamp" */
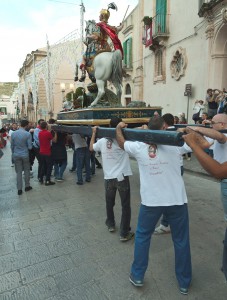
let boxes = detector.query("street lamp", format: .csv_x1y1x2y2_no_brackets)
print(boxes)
60,83,66,102
70,83,74,101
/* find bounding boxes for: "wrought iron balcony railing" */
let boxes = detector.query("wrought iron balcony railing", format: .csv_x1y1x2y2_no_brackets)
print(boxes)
198,0,224,17
152,14,170,38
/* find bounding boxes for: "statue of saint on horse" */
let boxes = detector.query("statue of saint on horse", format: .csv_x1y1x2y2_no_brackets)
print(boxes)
75,2,124,83
74,2,125,107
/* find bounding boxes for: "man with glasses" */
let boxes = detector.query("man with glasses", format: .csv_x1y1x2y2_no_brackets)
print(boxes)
183,127,227,281
188,113,227,280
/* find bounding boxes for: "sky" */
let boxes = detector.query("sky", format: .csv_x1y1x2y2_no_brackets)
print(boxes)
0,0,138,82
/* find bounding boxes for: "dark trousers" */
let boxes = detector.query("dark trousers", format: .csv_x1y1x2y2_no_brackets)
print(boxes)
223,227,227,280
104,176,131,237
39,154,53,182
76,147,91,183
33,147,42,179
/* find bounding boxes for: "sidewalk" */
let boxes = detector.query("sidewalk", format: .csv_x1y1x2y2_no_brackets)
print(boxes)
0,145,226,299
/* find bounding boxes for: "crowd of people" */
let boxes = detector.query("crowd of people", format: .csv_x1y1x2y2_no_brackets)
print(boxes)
1,108,227,295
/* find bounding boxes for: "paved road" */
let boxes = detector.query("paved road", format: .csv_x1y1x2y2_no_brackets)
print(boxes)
0,145,226,299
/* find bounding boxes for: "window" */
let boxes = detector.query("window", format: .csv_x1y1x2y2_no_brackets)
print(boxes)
154,49,165,82
123,38,132,69
155,0,167,34
125,83,132,106
170,47,187,81
0,107,7,115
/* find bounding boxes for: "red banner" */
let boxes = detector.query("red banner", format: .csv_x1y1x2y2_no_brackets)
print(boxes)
145,24,152,47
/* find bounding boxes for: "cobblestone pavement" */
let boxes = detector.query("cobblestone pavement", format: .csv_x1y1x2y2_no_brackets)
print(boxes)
0,145,226,299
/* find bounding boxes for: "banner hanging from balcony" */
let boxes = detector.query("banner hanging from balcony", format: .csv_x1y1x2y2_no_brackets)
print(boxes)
145,24,152,47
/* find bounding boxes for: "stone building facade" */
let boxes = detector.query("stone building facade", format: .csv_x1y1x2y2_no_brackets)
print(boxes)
119,0,227,120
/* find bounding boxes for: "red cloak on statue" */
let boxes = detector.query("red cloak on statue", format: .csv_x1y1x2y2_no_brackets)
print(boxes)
96,22,124,58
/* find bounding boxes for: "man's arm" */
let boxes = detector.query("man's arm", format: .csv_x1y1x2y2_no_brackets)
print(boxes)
89,126,97,151
183,132,227,179
188,126,227,143
116,122,127,149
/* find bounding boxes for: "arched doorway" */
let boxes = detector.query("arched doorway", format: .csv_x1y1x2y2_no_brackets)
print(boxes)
125,83,132,106
212,23,227,89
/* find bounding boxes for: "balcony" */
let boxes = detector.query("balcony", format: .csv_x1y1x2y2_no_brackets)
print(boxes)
198,0,224,17
152,13,170,39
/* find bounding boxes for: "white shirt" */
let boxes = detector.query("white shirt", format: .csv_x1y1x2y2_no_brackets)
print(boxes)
193,103,205,117
124,141,188,207
72,134,87,150
93,138,132,180
213,134,227,164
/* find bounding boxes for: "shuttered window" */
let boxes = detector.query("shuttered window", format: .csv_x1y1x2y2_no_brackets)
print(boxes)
123,37,132,69
156,0,167,33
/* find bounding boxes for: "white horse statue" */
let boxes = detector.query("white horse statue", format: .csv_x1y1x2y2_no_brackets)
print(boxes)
75,20,123,107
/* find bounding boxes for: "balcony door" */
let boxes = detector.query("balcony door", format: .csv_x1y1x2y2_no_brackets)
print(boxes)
156,0,167,33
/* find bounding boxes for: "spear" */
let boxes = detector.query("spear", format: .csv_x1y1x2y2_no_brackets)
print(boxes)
122,5,130,23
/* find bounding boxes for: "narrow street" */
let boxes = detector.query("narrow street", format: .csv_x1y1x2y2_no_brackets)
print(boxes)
0,145,226,300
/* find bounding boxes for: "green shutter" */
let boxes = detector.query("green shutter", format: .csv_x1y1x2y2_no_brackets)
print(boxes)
156,0,166,33
128,38,132,68
123,41,127,66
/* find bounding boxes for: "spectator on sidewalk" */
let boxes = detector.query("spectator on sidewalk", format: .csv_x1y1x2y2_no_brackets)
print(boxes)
49,119,68,182
72,133,91,185
183,127,227,281
90,117,134,242
33,119,44,181
38,121,57,186
10,120,33,195
8,122,18,167
116,116,192,295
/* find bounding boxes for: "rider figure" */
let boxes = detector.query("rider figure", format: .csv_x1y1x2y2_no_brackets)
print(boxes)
77,5,124,82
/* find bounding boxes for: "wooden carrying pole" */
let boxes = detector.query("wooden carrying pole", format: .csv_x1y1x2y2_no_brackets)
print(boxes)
52,125,184,146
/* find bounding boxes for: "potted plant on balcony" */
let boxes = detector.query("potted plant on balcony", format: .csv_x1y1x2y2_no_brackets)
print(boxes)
142,16,152,26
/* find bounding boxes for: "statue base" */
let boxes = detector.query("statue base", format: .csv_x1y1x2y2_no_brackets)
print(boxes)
57,107,162,126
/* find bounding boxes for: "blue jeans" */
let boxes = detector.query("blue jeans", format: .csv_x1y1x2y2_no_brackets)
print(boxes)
161,166,184,227
54,160,67,179
131,204,192,289
220,180,227,221
90,151,96,175
223,228,227,280
104,176,131,237
76,147,91,183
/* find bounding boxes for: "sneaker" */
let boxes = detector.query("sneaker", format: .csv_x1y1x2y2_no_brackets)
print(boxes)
56,178,64,182
45,181,55,186
18,190,22,195
154,224,171,234
85,179,91,183
120,231,134,242
179,287,188,295
129,274,144,287
108,226,116,232
25,186,32,192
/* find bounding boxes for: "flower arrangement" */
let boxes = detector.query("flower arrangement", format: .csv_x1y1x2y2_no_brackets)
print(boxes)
142,16,153,25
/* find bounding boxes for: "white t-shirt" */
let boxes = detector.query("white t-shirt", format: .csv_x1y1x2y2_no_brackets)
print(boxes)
124,141,188,207
213,134,227,164
93,138,132,180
